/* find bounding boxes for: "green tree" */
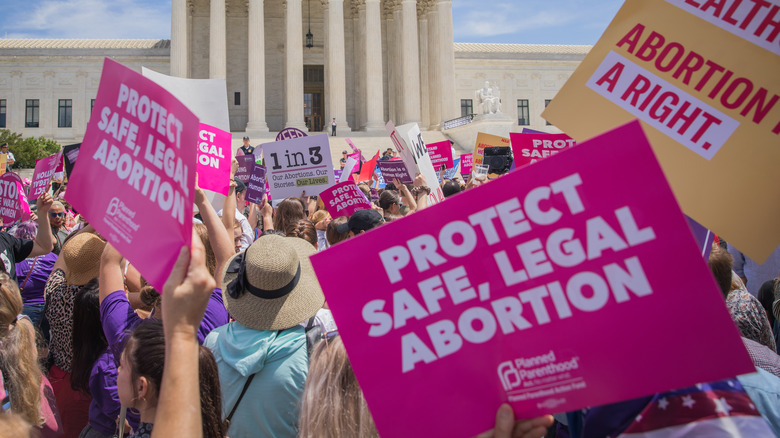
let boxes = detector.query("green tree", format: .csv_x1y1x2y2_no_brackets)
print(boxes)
0,129,61,168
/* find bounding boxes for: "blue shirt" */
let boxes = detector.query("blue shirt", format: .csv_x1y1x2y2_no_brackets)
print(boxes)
737,368,780,437
728,244,780,296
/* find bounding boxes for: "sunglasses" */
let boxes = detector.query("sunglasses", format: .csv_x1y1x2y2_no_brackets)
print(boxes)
49,212,65,218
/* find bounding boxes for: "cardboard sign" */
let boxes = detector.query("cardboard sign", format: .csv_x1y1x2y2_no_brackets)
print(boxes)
310,121,753,438
0,155,7,175
320,181,372,218
387,122,445,205
235,155,255,184
62,143,81,179
510,133,577,168
543,0,780,262
263,133,335,200
29,152,62,200
0,172,23,224
245,165,267,204
66,58,198,291
276,127,308,141
460,153,473,176
474,132,510,166
427,140,454,169
197,123,231,196
377,160,413,185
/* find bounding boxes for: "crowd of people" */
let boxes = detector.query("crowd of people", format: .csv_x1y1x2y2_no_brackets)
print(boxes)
0,149,779,438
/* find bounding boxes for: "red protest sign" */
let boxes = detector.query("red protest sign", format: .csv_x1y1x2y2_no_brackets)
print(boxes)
310,121,752,438
357,151,380,183
65,58,199,290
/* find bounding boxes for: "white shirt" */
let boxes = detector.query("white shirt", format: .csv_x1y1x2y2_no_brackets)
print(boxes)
217,208,254,250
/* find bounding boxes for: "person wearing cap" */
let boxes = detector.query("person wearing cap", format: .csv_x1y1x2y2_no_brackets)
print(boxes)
204,234,326,438
336,209,384,238
339,150,348,170
0,143,15,169
240,136,255,156
331,118,337,136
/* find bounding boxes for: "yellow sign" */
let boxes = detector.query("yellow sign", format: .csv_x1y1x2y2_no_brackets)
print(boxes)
473,132,510,166
544,0,780,261
0,154,7,175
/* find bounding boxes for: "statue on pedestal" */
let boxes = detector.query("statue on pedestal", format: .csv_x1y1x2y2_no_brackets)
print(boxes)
476,81,502,115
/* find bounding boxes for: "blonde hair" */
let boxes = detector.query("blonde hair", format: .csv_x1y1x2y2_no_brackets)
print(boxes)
298,336,378,438
0,274,43,426
0,411,37,438
310,210,331,226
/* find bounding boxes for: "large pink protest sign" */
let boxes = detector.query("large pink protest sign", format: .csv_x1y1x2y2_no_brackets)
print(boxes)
0,172,23,224
65,58,198,291
197,123,231,195
427,140,454,169
460,153,473,176
320,181,372,218
29,152,62,200
510,132,577,168
310,121,753,438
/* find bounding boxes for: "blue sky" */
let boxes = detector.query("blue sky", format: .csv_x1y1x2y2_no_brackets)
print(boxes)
1,0,624,45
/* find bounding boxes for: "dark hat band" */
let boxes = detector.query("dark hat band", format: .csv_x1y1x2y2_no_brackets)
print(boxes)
226,251,302,300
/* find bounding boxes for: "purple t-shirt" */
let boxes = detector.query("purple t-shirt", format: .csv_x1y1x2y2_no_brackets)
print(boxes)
100,288,229,360
88,350,139,436
15,253,57,307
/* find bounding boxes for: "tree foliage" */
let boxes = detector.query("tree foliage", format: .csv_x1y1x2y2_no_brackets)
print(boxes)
0,129,61,168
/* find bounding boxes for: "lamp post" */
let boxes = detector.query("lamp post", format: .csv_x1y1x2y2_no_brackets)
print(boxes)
305,0,314,48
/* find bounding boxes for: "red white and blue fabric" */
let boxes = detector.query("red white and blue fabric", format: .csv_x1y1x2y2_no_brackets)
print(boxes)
619,378,772,437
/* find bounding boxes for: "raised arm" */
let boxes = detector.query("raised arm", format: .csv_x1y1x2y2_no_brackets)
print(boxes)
195,183,233,288
99,243,125,305
154,235,215,438
30,192,54,257
221,159,239,235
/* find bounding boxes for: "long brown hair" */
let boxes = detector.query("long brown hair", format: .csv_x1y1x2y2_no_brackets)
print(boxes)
193,223,218,277
298,336,378,438
198,346,227,438
273,198,306,233
0,273,43,426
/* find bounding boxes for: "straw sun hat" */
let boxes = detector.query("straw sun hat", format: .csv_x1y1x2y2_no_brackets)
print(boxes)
62,232,106,286
222,234,324,331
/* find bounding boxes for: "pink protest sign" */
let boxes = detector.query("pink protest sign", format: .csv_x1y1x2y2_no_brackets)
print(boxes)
510,132,577,168
460,153,473,176
427,140,454,169
0,172,23,224
65,58,198,291
197,123,231,196
29,151,62,200
310,121,752,438
320,181,372,218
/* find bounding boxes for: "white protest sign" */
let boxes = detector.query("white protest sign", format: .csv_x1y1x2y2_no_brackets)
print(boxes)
340,156,358,182
263,133,335,200
387,121,445,206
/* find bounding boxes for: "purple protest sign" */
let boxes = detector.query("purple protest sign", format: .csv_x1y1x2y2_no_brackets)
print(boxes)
245,165,267,204
276,127,308,141
377,160,413,185
29,151,62,200
320,181,372,218
686,216,715,259
235,155,255,184
334,169,343,181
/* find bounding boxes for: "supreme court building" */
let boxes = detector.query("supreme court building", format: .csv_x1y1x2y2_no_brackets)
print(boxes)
0,0,590,142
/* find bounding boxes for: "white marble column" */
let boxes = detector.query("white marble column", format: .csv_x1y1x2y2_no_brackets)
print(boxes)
43,71,55,138
74,71,88,139
386,10,397,123
9,72,21,132
437,0,457,121
400,0,420,124
418,6,430,129
392,5,403,123
285,0,307,130
171,0,189,77
209,0,227,78
427,5,441,129
363,0,385,132
246,0,269,132
327,0,351,134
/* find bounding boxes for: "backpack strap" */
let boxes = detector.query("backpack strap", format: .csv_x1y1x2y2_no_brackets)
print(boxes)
225,373,256,429
304,316,323,355
19,257,38,292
